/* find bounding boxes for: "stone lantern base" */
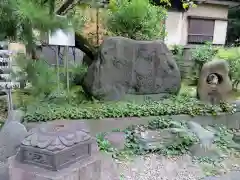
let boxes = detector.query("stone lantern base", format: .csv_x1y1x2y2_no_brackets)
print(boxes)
8,154,101,180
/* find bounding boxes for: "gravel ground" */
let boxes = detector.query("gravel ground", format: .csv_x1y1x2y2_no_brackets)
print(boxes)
101,153,240,180
101,153,205,180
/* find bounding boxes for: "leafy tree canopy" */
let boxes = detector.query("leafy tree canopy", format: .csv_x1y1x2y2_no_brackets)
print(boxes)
105,0,167,40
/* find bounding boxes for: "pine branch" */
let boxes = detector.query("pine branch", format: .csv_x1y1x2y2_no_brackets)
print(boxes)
56,0,75,14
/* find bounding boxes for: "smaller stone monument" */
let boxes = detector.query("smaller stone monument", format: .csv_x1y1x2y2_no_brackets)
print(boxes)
9,122,101,180
197,59,232,105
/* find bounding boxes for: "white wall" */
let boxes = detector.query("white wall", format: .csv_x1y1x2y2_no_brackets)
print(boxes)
213,20,228,44
165,11,184,46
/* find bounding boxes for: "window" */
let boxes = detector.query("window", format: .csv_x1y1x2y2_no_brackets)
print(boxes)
188,18,215,44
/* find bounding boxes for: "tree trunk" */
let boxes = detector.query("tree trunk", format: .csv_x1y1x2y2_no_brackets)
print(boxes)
56,0,75,15
56,0,96,63
31,0,96,62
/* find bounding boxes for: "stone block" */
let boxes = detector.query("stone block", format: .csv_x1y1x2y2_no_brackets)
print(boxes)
187,121,215,149
8,154,101,180
211,114,228,127
0,161,9,180
226,112,240,129
190,144,222,160
170,114,192,122
191,115,214,127
137,129,177,150
105,132,126,150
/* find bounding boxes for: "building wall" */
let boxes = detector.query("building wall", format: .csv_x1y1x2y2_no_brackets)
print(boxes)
186,3,228,19
164,11,184,45
213,20,228,44
165,4,229,46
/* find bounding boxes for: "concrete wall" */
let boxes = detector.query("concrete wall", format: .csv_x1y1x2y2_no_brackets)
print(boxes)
165,4,229,46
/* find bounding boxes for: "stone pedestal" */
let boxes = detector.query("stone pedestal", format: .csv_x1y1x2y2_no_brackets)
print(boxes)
8,154,101,180
8,122,102,180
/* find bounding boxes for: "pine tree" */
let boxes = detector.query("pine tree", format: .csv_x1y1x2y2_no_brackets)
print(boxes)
0,0,68,57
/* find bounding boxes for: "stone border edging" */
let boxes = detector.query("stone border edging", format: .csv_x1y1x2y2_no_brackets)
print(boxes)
25,112,240,135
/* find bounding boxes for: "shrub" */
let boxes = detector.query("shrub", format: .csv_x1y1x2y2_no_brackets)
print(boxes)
12,54,58,97
188,43,219,85
23,94,234,122
12,55,90,109
216,47,240,90
68,64,88,86
104,0,167,40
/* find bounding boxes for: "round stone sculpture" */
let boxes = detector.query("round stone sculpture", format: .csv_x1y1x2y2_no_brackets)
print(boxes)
197,59,232,105
22,123,91,151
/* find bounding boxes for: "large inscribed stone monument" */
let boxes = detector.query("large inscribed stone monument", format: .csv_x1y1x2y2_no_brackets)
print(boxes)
83,36,181,100
197,59,232,104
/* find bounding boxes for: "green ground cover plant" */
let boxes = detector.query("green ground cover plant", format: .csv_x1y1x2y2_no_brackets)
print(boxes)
22,94,234,122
